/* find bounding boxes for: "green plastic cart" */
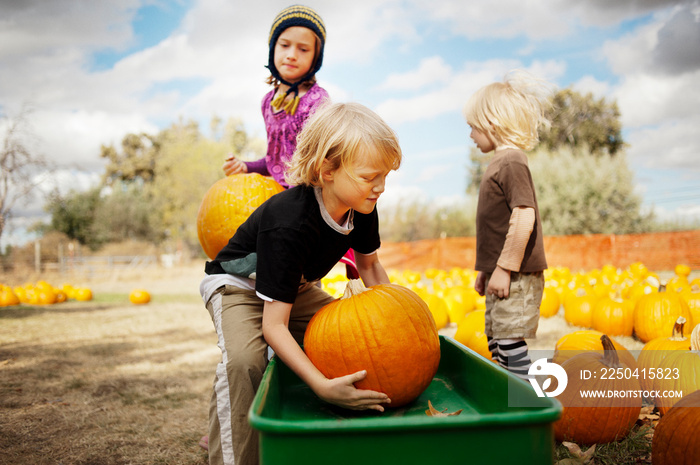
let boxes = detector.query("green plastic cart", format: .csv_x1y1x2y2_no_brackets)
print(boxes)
250,336,562,464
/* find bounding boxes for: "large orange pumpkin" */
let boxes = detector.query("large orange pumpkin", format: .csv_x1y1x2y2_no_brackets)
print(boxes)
196,173,284,259
303,280,440,408
563,292,597,328
634,284,693,342
591,294,634,336
652,389,700,464
554,335,642,445
637,316,690,392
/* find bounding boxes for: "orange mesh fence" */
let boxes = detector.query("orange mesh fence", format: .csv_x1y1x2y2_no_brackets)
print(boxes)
378,230,700,272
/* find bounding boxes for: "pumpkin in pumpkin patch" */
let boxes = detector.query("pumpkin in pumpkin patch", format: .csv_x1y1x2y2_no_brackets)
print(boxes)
633,283,693,343
652,389,700,465
680,284,700,326
423,293,449,330
554,335,642,444
539,287,561,318
453,310,493,361
637,316,690,392
552,329,636,369
129,289,151,305
303,280,440,408
196,173,284,259
653,324,700,415
563,291,598,328
591,293,634,336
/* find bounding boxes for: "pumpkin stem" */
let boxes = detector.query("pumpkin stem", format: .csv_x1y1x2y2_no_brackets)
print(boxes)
600,335,622,368
342,279,369,299
669,316,687,341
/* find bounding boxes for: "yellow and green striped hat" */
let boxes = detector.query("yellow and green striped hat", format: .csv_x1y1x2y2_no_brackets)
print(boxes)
266,5,326,113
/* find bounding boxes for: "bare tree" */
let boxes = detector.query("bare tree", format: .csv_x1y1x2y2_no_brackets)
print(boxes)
0,104,49,241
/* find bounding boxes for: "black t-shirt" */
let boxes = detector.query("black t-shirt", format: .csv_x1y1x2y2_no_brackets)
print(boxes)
205,185,380,303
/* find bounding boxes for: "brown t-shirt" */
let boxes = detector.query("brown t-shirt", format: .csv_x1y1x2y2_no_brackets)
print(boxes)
475,148,547,273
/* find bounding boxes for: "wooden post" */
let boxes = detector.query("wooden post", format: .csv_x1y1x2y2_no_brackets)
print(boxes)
34,241,41,273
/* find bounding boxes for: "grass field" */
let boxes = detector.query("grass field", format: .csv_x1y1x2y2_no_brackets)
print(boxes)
0,264,655,464
0,265,216,465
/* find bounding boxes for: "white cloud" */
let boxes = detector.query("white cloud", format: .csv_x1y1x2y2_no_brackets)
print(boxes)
626,116,700,170
375,59,565,126
377,56,452,91
572,75,612,98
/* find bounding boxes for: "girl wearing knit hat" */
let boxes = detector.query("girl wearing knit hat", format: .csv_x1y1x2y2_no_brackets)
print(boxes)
221,5,360,281
222,5,329,188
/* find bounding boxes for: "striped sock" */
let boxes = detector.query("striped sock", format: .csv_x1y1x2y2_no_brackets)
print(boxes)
487,336,502,365
494,338,532,380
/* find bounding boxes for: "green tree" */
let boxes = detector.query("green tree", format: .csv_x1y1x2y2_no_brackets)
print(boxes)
92,183,161,244
100,133,159,185
538,88,625,156
45,187,104,250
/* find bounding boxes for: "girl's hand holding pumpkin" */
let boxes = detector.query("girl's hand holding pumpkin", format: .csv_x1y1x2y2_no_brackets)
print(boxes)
223,155,248,176
314,370,391,412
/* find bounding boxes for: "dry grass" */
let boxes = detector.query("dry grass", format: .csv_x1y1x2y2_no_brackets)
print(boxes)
0,264,217,465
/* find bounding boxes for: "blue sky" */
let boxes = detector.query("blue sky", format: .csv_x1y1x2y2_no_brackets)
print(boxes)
1,0,699,248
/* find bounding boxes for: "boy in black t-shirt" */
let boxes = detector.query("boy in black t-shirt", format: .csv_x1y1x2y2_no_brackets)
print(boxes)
200,102,402,465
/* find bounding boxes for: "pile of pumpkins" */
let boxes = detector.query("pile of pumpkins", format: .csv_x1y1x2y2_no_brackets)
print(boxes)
1,281,152,307
321,262,700,460
0,280,93,306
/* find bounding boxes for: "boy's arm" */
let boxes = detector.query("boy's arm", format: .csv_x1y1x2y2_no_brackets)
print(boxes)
487,207,535,298
355,251,390,287
497,207,535,272
262,299,389,411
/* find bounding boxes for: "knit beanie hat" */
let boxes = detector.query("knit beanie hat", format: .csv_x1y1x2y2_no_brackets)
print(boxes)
267,5,326,115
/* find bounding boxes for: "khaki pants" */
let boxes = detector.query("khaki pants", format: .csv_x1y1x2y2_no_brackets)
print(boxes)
484,271,543,339
205,285,335,465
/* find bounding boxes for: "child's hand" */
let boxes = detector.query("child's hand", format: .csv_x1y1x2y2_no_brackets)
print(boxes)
222,155,248,176
474,271,486,296
486,266,511,299
315,370,390,412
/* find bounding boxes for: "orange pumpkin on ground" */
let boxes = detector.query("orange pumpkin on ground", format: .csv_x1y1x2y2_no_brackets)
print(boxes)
442,286,477,324
0,287,20,306
453,310,493,361
653,324,700,415
129,289,151,305
652,389,700,465
423,294,449,329
554,335,642,445
591,294,634,336
196,173,284,260
304,280,440,408
563,292,597,328
634,284,693,343
74,288,93,302
680,284,700,326
637,316,691,392
539,287,561,318
552,329,637,369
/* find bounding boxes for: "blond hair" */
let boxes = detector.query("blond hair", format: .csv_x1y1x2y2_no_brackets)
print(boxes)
464,70,554,151
285,102,402,186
